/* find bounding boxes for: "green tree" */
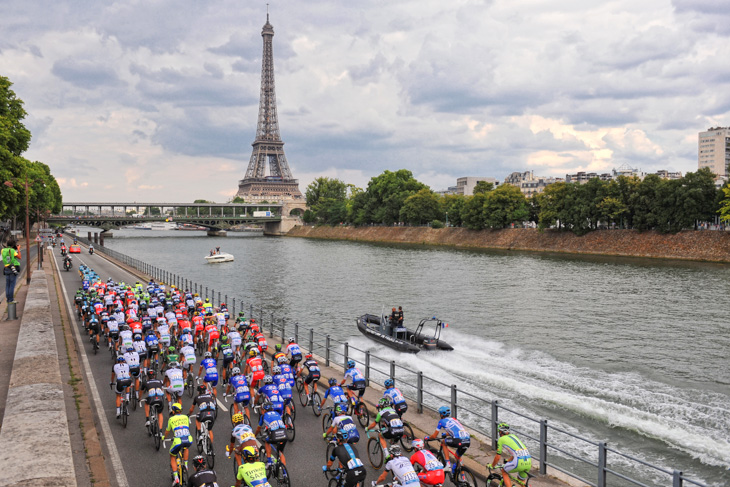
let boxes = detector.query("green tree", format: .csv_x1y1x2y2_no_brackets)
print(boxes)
350,170,427,225
538,182,569,230
483,184,529,228
719,184,730,224
676,168,719,230
633,174,662,231
441,194,466,227
461,193,488,230
473,180,494,195
305,177,348,224
399,188,441,225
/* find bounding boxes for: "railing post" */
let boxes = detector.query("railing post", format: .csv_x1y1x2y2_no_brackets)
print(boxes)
672,470,683,487
294,322,299,344
281,318,286,342
450,384,457,419
232,298,236,316
205,286,208,299
344,342,349,368
491,400,499,449
326,335,330,366
417,371,423,413
224,295,227,307
309,328,314,353
390,361,395,381
540,420,548,475
270,312,275,338
365,351,370,386
250,304,253,319
218,291,221,304
597,442,607,487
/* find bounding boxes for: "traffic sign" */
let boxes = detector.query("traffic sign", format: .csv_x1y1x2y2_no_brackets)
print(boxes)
35,236,41,242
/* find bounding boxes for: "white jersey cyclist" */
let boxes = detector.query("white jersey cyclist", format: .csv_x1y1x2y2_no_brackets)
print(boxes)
181,345,197,367
123,349,141,370
158,323,171,346
166,366,185,396
119,329,134,350
231,423,256,447
385,455,420,486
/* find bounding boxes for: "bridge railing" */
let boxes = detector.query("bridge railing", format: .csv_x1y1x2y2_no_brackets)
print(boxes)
71,232,706,487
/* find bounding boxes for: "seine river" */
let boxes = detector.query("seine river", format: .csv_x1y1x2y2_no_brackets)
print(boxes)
97,228,729,486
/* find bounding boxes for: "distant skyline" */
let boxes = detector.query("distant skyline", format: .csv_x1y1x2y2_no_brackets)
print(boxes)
2,0,728,202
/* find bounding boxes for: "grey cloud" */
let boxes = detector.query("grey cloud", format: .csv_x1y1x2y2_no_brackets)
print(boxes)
52,59,123,89
151,110,250,158
204,63,224,79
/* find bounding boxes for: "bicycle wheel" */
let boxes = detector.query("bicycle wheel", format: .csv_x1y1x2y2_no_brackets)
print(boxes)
289,399,296,421
322,412,332,432
122,402,128,428
273,463,290,487
367,437,383,469
284,413,295,442
457,466,478,487
355,402,369,428
328,477,340,487
131,390,138,411
187,375,195,397
232,453,241,477
299,388,308,407
312,392,322,416
400,422,415,452
325,442,337,471
262,361,270,375
295,377,304,394
109,342,116,359
205,436,215,468
152,416,161,450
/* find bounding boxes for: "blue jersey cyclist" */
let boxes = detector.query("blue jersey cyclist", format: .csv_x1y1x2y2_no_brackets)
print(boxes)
384,378,408,417
341,360,367,402
254,402,289,470
197,352,219,397
425,406,471,476
272,366,294,416
225,367,251,420
323,403,361,444
487,422,532,487
256,375,285,416
319,377,349,411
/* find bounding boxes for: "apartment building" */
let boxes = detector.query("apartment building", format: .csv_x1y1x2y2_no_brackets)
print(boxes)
698,127,730,178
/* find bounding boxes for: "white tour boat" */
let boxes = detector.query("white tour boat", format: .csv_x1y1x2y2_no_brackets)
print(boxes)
204,252,235,263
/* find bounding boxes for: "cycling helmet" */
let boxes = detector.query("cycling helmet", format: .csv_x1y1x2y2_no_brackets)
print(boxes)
205,298,210,303
335,403,346,415
169,361,180,368
122,324,130,331
171,403,182,413
249,350,258,357
232,413,244,425
438,406,450,417
126,346,134,353
263,375,273,384
305,353,313,360
328,378,337,386
197,385,206,394
168,345,176,353
192,455,206,471
347,360,355,368
242,446,257,462
384,378,394,388
412,439,424,450
336,429,349,442
232,367,241,375
378,398,390,409
277,355,288,364
147,369,156,378
204,351,212,358
388,445,402,457
262,402,273,411
116,355,125,362
275,344,282,351
288,337,295,343
220,336,228,344
238,311,245,317
133,333,142,341
272,366,281,375
497,422,510,435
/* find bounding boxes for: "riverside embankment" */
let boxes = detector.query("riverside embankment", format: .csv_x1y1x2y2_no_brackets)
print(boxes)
287,226,730,262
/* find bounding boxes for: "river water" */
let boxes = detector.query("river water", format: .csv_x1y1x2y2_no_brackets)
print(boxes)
96,228,729,486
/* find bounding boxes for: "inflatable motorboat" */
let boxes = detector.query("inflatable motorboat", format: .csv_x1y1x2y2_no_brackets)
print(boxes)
356,314,453,353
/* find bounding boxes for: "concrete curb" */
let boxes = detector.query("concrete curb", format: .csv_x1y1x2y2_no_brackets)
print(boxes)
0,269,77,487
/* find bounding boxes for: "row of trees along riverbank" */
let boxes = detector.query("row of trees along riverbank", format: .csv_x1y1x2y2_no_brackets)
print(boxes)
304,168,730,235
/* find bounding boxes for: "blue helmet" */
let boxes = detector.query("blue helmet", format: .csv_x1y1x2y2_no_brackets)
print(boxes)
438,406,450,417
384,379,394,388
347,360,355,369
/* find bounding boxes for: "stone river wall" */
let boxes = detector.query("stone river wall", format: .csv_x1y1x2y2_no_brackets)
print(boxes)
287,226,730,263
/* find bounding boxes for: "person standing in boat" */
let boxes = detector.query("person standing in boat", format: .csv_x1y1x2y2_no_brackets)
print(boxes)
388,307,398,336
397,307,404,327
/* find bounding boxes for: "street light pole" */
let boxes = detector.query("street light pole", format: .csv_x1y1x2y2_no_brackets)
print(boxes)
24,173,30,285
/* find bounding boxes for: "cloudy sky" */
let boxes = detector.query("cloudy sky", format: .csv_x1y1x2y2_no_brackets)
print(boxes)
2,0,728,202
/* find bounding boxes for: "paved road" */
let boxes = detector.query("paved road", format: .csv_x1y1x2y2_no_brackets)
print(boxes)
52,237,388,487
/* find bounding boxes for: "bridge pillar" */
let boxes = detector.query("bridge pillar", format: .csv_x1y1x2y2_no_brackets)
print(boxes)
93,233,99,244
206,229,227,237
263,216,300,236
100,230,113,239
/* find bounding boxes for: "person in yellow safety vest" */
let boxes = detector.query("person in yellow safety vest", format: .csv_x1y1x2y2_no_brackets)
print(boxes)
2,239,21,304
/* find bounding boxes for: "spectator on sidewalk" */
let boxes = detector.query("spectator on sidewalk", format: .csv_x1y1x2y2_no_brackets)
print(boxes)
2,238,21,303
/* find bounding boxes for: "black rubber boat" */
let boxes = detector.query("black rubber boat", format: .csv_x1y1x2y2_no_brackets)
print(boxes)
356,314,454,353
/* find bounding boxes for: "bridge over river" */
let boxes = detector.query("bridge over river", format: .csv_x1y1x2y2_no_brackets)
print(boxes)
47,201,306,236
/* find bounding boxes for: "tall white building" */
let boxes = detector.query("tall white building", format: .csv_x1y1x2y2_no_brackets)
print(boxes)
698,127,730,178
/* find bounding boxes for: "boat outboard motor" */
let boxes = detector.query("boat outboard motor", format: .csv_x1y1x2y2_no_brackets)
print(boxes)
421,337,437,350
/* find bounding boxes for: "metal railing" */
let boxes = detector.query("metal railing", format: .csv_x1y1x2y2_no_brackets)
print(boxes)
71,232,706,487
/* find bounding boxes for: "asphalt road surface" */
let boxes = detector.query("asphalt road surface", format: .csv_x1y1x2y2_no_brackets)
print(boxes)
53,237,391,487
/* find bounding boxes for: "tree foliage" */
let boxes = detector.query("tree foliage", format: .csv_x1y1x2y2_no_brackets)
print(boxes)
350,169,427,225
305,177,349,224
399,188,441,225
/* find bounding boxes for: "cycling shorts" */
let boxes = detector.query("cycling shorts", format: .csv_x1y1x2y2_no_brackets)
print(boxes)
382,428,403,441
115,379,132,394
137,351,148,361
234,393,251,406
504,455,532,478
347,380,366,397
109,331,119,341
251,371,264,382
394,402,408,416
129,366,141,378
204,377,218,387
445,437,470,458
170,435,193,456
89,323,100,334
223,356,235,367
305,373,320,385
197,410,217,426
345,468,366,487
418,469,445,486
147,397,164,410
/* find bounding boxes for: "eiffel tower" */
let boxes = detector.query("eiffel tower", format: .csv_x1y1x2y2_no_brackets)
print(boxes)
236,13,303,202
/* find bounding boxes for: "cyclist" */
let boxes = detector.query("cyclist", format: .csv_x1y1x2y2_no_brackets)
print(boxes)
164,361,185,408
225,367,252,421
132,333,148,374
254,402,288,469
163,402,193,486
486,422,532,487
323,403,360,444
188,455,218,487
145,328,160,370
204,314,219,353
217,335,235,383
253,328,268,354
197,351,219,398
123,345,142,401
163,345,180,371
118,324,134,356
228,326,243,358
141,369,165,432
319,377,349,411
244,349,265,390
227,413,258,469
298,352,321,400
110,354,132,419
234,446,268,487
180,340,197,381
271,343,286,368
255,375,285,417
374,445,419,487
341,360,366,405
383,378,408,417
272,366,295,418
285,337,302,367
366,397,404,452
409,439,445,486
323,430,366,487
424,406,470,477
187,384,217,443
